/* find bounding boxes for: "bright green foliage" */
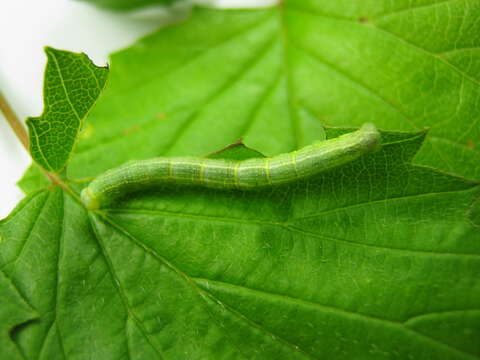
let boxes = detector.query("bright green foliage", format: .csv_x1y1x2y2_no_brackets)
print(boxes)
2,130,480,359
26,47,108,173
207,141,266,161
5,1,480,358
469,198,480,226
0,272,37,360
17,165,51,194
66,3,479,183
77,0,177,11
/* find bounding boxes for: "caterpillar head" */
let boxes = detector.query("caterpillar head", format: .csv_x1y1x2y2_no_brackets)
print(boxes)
81,187,101,210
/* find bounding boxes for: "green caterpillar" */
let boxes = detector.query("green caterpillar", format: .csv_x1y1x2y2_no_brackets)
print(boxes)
81,123,380,210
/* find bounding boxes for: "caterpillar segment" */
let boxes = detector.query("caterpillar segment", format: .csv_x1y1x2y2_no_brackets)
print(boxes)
81,123,380,209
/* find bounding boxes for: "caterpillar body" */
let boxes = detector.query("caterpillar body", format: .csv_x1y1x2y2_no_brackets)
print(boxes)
81,123,380,210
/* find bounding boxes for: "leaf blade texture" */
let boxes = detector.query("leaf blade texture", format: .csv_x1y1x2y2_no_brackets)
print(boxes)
26,47,108,172
67,3,479,181
5,1,480,358
3,130,480,359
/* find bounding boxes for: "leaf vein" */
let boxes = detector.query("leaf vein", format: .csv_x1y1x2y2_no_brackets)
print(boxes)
100,214,316,359
1,192,50,273
288,187,479,223
288,39,418,129
286,226,480,259
160,36,279,156
193,277,479,360
373,0,466,21
371,24,480,87
279,6,300,148
89,214,166,360
49,51,82,122
111,12,275,97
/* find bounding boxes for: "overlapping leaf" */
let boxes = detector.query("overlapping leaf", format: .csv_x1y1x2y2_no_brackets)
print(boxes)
26,47,107,173
63,1,479,182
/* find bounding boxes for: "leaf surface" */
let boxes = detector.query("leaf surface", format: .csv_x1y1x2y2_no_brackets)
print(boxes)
17,165,51,194
3,130,480,359
26,47,108,173
65,2,479,181
0,271,37,360
207,140,266,160
6,1,480,358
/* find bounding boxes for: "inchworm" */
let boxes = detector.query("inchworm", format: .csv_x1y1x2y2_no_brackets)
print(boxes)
81,123,380,209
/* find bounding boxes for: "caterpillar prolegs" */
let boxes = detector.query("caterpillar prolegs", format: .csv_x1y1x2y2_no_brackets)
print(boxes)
81,123,380,209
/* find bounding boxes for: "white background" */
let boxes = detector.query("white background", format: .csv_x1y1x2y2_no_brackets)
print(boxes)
0,0,276,218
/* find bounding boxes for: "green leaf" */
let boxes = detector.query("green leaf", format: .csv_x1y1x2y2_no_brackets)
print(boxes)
2,130,480,359
17,165,51,194
6,1,480,358
468,197,480,227
26,47,108,173
77,0,177,11
0,271,37,360
66,4,478,182
207,140,266,160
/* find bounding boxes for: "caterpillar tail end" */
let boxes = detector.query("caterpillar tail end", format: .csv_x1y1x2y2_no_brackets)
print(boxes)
359,123,381,151
81,187,101,210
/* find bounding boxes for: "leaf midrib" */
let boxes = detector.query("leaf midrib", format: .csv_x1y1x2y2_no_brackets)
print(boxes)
97,212,316,360
97,212,478,360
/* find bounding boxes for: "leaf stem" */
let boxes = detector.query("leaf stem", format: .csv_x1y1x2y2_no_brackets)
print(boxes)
0,91,77,197
0,92,29,150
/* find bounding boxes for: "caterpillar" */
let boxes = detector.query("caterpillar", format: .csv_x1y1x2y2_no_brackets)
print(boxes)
81,123,380,210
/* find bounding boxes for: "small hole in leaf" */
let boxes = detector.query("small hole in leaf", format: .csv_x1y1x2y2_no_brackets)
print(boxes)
358,16,369,24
